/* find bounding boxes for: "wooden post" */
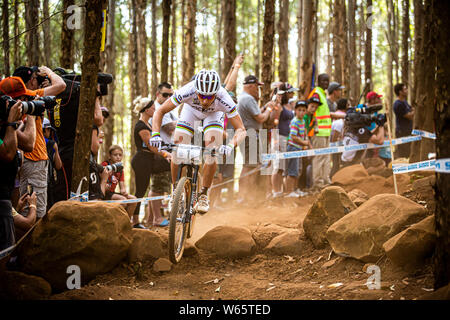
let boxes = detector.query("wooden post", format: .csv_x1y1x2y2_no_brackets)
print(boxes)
385,103,398,195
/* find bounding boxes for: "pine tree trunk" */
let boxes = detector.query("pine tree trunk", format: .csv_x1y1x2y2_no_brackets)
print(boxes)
13,0,20,69
256,0,262,80
150,0,158,95
260,0,275,105
298,0,315,100
296,0,303,87
348,0,358,104
170,0,177,85
277,0,289,82
409,0,424,162
401,0,409,85
432,0,450,290
364,0,372,91
101,0,116,163
2,0,10,76
71,0,108,194
42,0,51,66
216,0,223,79
25,0,40,66
341,0,349,91
222,0,236,81
161,0,171,82
386,0,395,131
137,0,149,97
332,0,342,84
61,0,75,69
182,0,196,84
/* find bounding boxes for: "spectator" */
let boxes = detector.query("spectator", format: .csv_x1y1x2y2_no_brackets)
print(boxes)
270,83,294,198
0,99,22,251
13,192,37,239
236,75,271,203
285,83,299,104
393,83,414,158
101,145,138,220
148,82,177,226
327,81,346,119
378,124,392,166
307,73,332,189
131,97,171,228
330,98,350,177
42,118,62,211
365,91,384,158
341,108,386,167
89,126,111,202
12,66,66,219
285,100,311,197
301,94,321,192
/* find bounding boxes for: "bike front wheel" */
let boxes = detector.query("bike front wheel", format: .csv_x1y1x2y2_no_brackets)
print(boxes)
168,176,191,264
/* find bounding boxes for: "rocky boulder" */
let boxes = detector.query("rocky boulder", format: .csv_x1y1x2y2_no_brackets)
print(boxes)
303,186,357,248
18,201,133,292
264,230,304,255
332,164,369,185
348,189,369,207
153,258,172,272
251,223,296,249
0,271,52,300
383,215,436,270
326,194,427,262
128,229,165,263
195,226,256,258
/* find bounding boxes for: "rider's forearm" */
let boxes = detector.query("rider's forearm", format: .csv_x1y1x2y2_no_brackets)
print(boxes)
152,109,163,134
229,128,247,148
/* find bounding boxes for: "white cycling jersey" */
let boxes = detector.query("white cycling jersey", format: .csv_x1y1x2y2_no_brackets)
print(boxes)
171,80,238,136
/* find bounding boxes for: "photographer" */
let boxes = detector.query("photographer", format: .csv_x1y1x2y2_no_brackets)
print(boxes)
340,105,386,167
47,69,111,202
0,99,22,251
9,67,66,219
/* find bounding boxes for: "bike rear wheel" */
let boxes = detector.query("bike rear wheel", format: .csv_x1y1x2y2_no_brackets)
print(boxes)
168,176,191,264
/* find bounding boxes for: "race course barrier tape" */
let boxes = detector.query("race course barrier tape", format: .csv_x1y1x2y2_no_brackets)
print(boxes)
392,158,450,174
411,129,436,140
261,135,422,161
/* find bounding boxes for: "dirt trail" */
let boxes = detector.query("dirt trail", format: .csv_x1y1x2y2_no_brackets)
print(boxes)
52,185,434,300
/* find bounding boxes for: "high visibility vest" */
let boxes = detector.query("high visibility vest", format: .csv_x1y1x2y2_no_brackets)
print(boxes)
308,87,331,137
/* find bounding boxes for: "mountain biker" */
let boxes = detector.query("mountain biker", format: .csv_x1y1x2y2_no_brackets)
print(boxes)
150,69,247,214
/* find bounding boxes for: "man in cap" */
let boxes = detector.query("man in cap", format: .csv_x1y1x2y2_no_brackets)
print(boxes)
327,81,345,116
237,75,272,202
307,73,333,189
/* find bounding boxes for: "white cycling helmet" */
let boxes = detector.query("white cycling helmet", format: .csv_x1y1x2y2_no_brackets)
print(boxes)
194,69,221,96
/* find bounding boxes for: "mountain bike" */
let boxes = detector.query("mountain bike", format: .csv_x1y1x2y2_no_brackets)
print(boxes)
161,143,214,264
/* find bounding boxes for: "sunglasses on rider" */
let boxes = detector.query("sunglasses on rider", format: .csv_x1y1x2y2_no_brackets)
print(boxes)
161,92,173,98
198,93,215,100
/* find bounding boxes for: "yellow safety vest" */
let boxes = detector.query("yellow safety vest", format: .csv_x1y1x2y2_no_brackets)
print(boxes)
308,87,331,137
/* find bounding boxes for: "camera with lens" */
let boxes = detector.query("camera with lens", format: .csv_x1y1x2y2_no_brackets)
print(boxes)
345,104,386,129
0,95,57,121
103,162,123,173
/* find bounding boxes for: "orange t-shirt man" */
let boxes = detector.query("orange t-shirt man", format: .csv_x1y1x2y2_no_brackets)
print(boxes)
24,88,48,162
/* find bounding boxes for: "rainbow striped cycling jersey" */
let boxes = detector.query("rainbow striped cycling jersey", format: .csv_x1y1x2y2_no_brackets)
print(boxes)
171,80,239,119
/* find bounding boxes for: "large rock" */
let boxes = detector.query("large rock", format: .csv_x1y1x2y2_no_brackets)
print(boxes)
303,186,357,248
0,271,52,300
128,229,165,263
18,201,133,292
348,189,369,207
362,157,386,170
332,164,369,185
383,215,435,270
264,230,304,255
195,226,256,258
251,223,295,249
326,194,427,262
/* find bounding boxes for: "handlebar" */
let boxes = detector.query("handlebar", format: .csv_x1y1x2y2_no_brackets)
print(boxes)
160,142,217,156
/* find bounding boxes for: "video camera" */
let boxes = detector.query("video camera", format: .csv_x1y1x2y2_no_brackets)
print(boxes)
103,162,123,173
53,67,113,97
0,95,57,121
345,104,386,129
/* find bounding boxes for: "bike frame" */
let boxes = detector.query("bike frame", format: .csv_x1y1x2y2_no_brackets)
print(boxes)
175,162,200,223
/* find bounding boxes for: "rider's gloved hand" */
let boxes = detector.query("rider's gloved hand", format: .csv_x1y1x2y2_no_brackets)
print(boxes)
218,144,234,156
149,132,163,150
